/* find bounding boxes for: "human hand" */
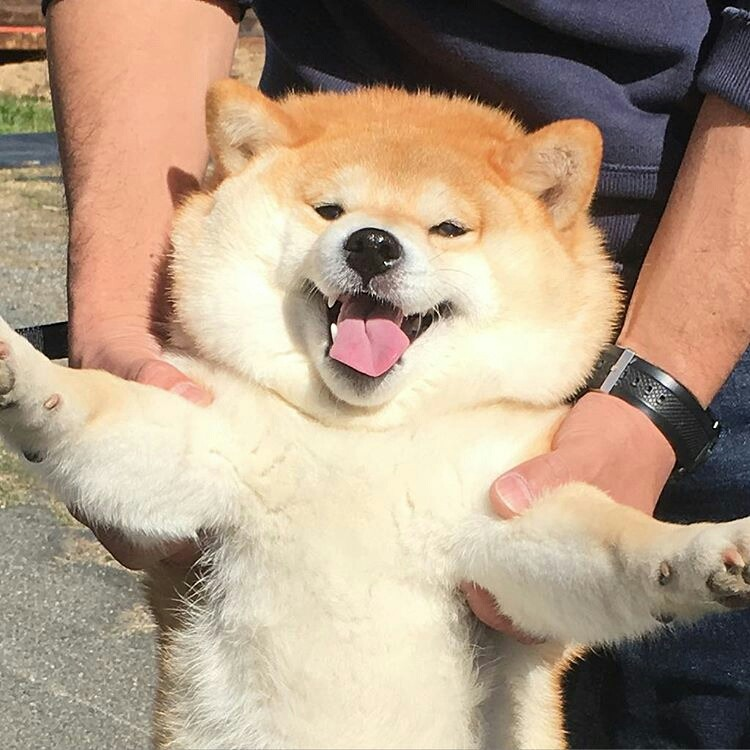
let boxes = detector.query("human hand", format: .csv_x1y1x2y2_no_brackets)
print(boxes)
464,391,676,633
68,321,212,569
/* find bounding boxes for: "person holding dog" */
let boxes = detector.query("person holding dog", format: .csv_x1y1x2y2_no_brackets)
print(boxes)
45,0,750,745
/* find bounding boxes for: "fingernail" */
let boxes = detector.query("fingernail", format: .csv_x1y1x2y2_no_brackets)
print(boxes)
491,473,534,514
171,382,213,406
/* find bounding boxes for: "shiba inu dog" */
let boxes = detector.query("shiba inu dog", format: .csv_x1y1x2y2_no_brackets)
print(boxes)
2,82,750,749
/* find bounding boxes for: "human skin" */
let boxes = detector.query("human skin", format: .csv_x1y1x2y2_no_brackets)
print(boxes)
47,0,750,597
46,0,238,394
46,0,239,566
470,95,750,630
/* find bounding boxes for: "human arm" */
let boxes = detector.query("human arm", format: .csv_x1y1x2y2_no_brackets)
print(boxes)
468,94,750,628
45,0,239,566
47,0,238,389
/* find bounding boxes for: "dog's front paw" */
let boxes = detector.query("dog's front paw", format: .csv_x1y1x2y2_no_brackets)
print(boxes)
0,335,23,410
656,520,750,619
0,341,16,408
0,327,63,460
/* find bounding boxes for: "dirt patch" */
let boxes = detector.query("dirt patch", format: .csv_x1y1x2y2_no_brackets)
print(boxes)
0,164,67,326
116,602,157,635
0,59,49,99
0,446,43,508
0,164,65,230
232,36,265,88
58,533,121,567
0,444,76,525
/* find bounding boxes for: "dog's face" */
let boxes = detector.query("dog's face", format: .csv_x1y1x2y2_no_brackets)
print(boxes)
172,84,619,423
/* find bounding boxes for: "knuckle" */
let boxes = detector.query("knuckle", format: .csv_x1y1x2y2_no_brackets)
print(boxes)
536,451,573,487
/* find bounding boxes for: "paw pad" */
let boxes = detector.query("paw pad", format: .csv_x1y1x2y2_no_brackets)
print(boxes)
707,550,750,609
658,560,672,585
0,361,15,401
722,548,745,571
43,394,61,410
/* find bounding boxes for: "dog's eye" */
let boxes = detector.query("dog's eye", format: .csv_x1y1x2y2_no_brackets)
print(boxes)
431,221,468,238
314,204,345,221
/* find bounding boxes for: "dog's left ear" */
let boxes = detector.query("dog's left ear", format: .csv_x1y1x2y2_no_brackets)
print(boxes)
206,80,299,178
503,120,602,229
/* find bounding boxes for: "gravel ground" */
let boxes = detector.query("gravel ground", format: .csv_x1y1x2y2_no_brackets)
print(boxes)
0,164,66,327
0,36,265,746
0,159,156,748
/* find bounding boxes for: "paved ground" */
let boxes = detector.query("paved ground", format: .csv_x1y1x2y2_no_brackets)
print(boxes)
0,39,266,745
0,162,66,327
0,132,58,168
0,156,156,748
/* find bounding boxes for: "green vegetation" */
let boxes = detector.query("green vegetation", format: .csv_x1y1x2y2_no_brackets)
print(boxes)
0,94,55,135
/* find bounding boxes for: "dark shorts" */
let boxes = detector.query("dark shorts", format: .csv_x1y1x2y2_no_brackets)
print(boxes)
565,347,750,748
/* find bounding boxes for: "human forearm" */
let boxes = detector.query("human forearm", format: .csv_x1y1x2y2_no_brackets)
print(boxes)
46,0,238,365
618,95,750,406
490,94,750,528
45,0,237,565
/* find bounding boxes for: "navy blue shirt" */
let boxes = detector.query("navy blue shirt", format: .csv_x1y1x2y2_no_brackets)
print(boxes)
245,0,750,289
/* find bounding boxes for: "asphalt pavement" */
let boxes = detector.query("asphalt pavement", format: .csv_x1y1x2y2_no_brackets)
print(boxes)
0,135,156,749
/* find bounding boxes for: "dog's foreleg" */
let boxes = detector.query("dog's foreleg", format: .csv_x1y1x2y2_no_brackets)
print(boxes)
455,482,750,645
0,319,243,544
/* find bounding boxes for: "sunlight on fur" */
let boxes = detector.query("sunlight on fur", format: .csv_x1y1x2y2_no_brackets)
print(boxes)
2,84,750,749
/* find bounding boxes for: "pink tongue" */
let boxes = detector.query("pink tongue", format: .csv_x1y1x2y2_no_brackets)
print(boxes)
329,296,410,377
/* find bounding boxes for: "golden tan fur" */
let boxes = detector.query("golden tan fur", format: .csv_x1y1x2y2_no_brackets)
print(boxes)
1,84,750,749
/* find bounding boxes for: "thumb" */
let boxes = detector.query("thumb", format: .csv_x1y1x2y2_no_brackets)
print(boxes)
490,451,572,519
134,359,213,406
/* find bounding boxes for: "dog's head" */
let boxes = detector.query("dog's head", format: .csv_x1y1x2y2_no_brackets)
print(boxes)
172,82,620,424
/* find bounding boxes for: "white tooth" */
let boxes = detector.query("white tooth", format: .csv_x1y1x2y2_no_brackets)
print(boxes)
330,323,338,341
327,295,337,309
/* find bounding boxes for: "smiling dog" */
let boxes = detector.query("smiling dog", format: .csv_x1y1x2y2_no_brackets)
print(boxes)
2,83,750,749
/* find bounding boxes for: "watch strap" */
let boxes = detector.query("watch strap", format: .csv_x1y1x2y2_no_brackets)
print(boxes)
16,321,69,360
586,345,720,474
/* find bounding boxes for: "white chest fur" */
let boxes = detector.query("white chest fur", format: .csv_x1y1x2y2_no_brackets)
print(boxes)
161,385,564,749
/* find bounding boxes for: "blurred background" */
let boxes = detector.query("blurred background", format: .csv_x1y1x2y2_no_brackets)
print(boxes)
0,5,264,747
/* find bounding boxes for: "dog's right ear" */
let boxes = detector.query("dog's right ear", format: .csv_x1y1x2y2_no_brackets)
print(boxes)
502,119,603,230
206,80,298,178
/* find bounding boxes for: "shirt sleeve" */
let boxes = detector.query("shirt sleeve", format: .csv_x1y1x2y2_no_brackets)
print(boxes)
698,3,750,112
42,0,252,17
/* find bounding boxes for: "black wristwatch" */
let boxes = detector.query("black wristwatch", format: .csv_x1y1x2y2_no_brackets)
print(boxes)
584,344,720,475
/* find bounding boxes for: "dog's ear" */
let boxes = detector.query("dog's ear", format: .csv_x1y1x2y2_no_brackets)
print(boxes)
206,80,299,178
503,120,602,229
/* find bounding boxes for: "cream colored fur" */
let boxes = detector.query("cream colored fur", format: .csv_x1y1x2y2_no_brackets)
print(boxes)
2,85,750,749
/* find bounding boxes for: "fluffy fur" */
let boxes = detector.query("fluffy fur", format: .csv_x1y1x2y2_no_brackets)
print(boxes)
2,84,750,749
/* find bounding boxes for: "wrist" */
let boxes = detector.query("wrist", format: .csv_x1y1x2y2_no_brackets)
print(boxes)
616,330,713,408
67,208,174,322
585,343,720,474
67,235,172,368
570,392,677,510
68,312,163,369
547,391,676,514
574,391,676,466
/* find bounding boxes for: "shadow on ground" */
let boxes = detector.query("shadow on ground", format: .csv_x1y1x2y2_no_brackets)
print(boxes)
0,157,156,749
0,36,267,739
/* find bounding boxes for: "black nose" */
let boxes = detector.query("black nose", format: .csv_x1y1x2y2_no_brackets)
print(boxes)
344,228,402,285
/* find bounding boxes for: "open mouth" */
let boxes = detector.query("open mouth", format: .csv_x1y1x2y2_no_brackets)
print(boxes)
309,285,452,379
